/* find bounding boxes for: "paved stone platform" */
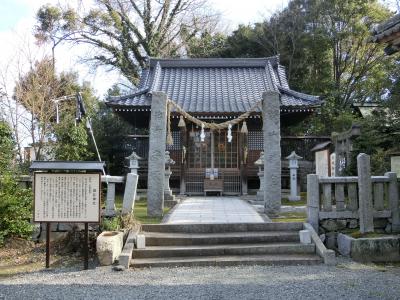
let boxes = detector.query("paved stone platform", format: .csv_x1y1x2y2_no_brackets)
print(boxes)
163,197,265,224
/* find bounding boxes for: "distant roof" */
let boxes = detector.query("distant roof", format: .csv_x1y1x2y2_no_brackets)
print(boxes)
107,57,320,113
370,14,400,55
310,141,331,152
30,161,105,172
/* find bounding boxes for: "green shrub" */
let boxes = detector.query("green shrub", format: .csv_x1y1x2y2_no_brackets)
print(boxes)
100,216,121,232
0,175,33,245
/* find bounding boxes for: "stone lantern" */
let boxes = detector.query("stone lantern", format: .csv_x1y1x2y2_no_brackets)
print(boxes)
254,152,264,202
164,151,175,201
125,151,142,175
286,151,302,201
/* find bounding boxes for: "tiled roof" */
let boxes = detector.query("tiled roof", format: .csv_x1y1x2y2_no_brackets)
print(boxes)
370,14,400,55
371,14,400,42
107,57,320,113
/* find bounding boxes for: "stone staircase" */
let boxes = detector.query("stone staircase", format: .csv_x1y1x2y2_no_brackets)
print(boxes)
130,222,322,268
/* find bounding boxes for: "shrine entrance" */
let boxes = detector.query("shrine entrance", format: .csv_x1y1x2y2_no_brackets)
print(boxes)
185,128,241,195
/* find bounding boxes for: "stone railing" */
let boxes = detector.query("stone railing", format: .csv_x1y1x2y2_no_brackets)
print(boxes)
307,153,400,234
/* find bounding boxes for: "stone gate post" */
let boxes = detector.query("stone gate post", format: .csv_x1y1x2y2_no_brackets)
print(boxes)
147,92,168,217
262,91,281,216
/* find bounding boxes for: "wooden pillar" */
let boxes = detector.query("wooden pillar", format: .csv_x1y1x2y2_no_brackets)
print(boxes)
239,130,248,195
179,121,187,195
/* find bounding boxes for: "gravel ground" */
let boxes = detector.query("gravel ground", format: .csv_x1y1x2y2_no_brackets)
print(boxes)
1,257,400,300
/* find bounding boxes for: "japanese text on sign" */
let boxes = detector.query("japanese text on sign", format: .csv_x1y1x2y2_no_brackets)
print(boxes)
34,173,100,222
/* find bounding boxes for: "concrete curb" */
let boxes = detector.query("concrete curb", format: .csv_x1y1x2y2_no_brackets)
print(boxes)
303,223,336,265
118,226,141,268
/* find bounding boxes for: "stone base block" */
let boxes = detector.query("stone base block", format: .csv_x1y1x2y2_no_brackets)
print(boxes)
96,231,123,266
337,233,400,262
288,195,301,201
299,230,311,244
256,192,264,202
136,234,146,249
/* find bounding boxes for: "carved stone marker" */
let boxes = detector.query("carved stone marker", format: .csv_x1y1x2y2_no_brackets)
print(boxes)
262,91,281,216
315,150,330,177
357,153,374,233
147,92,167,217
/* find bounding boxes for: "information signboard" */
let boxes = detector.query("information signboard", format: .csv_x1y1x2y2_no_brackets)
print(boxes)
34,173,101,223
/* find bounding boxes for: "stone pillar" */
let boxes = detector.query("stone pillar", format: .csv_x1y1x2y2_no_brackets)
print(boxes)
164,151,175,201
121,151,141,215
254,152,264,202
105,182,116,217
262,91,281,216
307,174,320,231
386,172,400,232
357,153,374,234
122,173,138,215
147,92,168,217
286,151,302,201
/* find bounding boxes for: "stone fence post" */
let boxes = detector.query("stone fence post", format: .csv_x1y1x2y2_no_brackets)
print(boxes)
386,172,400,232
357,153,374,233
307,174,319,231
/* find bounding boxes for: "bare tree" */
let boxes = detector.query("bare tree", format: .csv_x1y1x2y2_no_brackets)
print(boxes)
35,0,218,84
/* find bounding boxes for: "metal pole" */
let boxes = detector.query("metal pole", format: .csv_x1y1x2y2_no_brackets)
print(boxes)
84,223,89,270
46,222,50,268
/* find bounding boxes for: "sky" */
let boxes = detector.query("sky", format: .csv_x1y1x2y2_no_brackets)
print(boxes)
0,0,398,98
0,0,290,98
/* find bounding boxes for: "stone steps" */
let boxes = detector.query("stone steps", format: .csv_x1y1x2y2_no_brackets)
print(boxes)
130,222,322,268
142,222,303,233
131,254,322,268
133,242,316,258
144,231,300,246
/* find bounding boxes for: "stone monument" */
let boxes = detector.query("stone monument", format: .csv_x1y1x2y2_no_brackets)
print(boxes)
262,91,281,216
147,92,168,217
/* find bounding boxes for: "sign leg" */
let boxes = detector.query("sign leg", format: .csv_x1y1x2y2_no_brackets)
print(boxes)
46,222,50,268
84,223,89,270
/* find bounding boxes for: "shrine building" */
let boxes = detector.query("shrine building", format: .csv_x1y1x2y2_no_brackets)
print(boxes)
106,57,325,195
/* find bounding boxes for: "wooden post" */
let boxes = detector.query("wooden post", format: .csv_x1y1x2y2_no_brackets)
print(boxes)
46,222,50,268
239,130,248,195
386,172,400,232
307,174,320,231
180,123,187,195
357,153,374,233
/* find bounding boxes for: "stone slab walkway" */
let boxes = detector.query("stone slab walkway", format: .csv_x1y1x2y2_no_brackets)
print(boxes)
164,197,265,224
